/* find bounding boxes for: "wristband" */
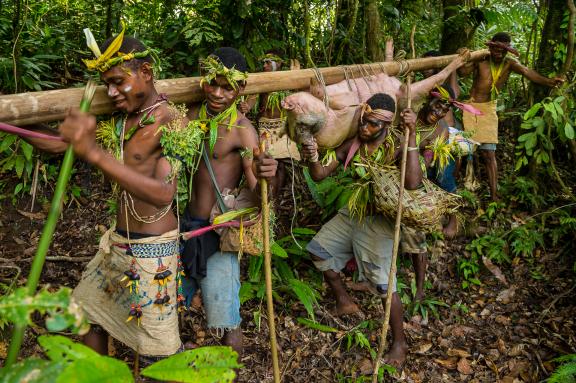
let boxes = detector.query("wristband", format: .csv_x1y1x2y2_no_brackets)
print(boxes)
308,152,320,163
407,146,419,152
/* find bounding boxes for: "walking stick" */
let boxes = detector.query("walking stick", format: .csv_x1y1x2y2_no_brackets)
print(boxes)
259,135,281,383
372,25,416,382
6,81,96,367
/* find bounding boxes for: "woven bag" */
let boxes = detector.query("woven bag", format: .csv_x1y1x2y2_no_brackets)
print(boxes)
213,187,264,256
371,167,461,231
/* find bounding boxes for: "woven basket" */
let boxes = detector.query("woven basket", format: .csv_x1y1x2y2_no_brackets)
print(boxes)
371,167,461,231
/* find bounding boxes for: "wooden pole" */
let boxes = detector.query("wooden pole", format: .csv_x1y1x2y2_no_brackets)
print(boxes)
260,137,281,383
0,50,489,126
372,25,416,383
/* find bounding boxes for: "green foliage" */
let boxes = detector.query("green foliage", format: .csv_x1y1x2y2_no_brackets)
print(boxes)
515,94,575,176
0,287,88,334
141,346,242,383
305,167,354,220
240,228,322,320
297,317,338,333
466,233,509,265
406,280,448,321
546,354,576,383
457,251,481,289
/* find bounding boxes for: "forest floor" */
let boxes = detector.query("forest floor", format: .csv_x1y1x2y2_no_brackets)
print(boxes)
0,130,574,382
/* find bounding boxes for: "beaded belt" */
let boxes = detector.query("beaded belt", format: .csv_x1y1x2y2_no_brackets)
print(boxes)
114,241,178,258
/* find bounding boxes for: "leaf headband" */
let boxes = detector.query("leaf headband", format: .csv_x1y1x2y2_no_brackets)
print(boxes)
83,22,158,73
199,55,248,91
429,85,483,116
260,53,284,64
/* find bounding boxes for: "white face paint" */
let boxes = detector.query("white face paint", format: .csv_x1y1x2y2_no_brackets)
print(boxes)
123,85,132,93
271,61,278,71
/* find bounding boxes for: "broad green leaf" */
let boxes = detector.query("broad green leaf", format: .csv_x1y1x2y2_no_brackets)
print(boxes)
141,346,241,383
21,141,34,162
564,122,574,140
39,335,100,362
57,356,133,383
0,358,65,383
0,134,17,152
15,155,25,178
297,317,338,333
523,103,542,120
270,242,288,258
291,227,316,236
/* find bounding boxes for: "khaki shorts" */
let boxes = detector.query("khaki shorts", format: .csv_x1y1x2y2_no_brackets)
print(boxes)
307,208,396,292
401,226,427,254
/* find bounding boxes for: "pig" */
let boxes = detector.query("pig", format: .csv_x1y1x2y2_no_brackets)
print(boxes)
282,49,470,149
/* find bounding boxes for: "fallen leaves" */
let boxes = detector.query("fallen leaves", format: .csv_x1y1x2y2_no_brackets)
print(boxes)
496,287,516,304
482,256,508,285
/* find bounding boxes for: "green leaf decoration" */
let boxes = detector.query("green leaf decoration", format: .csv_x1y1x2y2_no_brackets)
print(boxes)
139,113,156,126
209,120,218,155
213,207,258,225
291,227,316,236
0,359,65,383
297,317,338,333
123,125,139,141
141,346,242,383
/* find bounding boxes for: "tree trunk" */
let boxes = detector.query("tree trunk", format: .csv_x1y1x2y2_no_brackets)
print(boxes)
105,0,113,38
440,0,484,54
365,0,383,62
303,0,314,67
533,0,565,100
334,0,359,64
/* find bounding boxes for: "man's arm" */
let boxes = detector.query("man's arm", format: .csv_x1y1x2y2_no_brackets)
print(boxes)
509,60,564,87
300,138,344,181
406,49,470,101
238,117,278,192
21,125,68,153
58,109,177,208
399,109,423,190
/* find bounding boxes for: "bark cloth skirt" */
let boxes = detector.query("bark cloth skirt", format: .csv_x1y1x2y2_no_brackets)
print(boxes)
73,227,182,357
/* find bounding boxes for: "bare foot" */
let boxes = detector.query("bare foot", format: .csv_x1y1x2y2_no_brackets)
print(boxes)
335,296,361,316
414,289,425,302
442,214,458,239
382,341,408,369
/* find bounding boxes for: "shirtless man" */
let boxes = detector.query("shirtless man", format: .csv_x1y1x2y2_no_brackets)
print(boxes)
459,32,564,200
26,29,185,361
301,93,421,366
181,47,277,355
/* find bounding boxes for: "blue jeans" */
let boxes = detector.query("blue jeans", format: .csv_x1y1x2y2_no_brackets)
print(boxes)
429,158,457,193
183,251,241,331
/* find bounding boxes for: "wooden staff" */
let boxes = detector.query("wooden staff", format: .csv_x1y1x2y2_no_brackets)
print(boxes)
372,25,416,382
0,50,489,126
259,135,281,383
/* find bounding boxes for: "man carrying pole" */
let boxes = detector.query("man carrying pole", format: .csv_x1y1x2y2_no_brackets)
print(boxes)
299,93,421,367
19,25,188,364
181,47,278,357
